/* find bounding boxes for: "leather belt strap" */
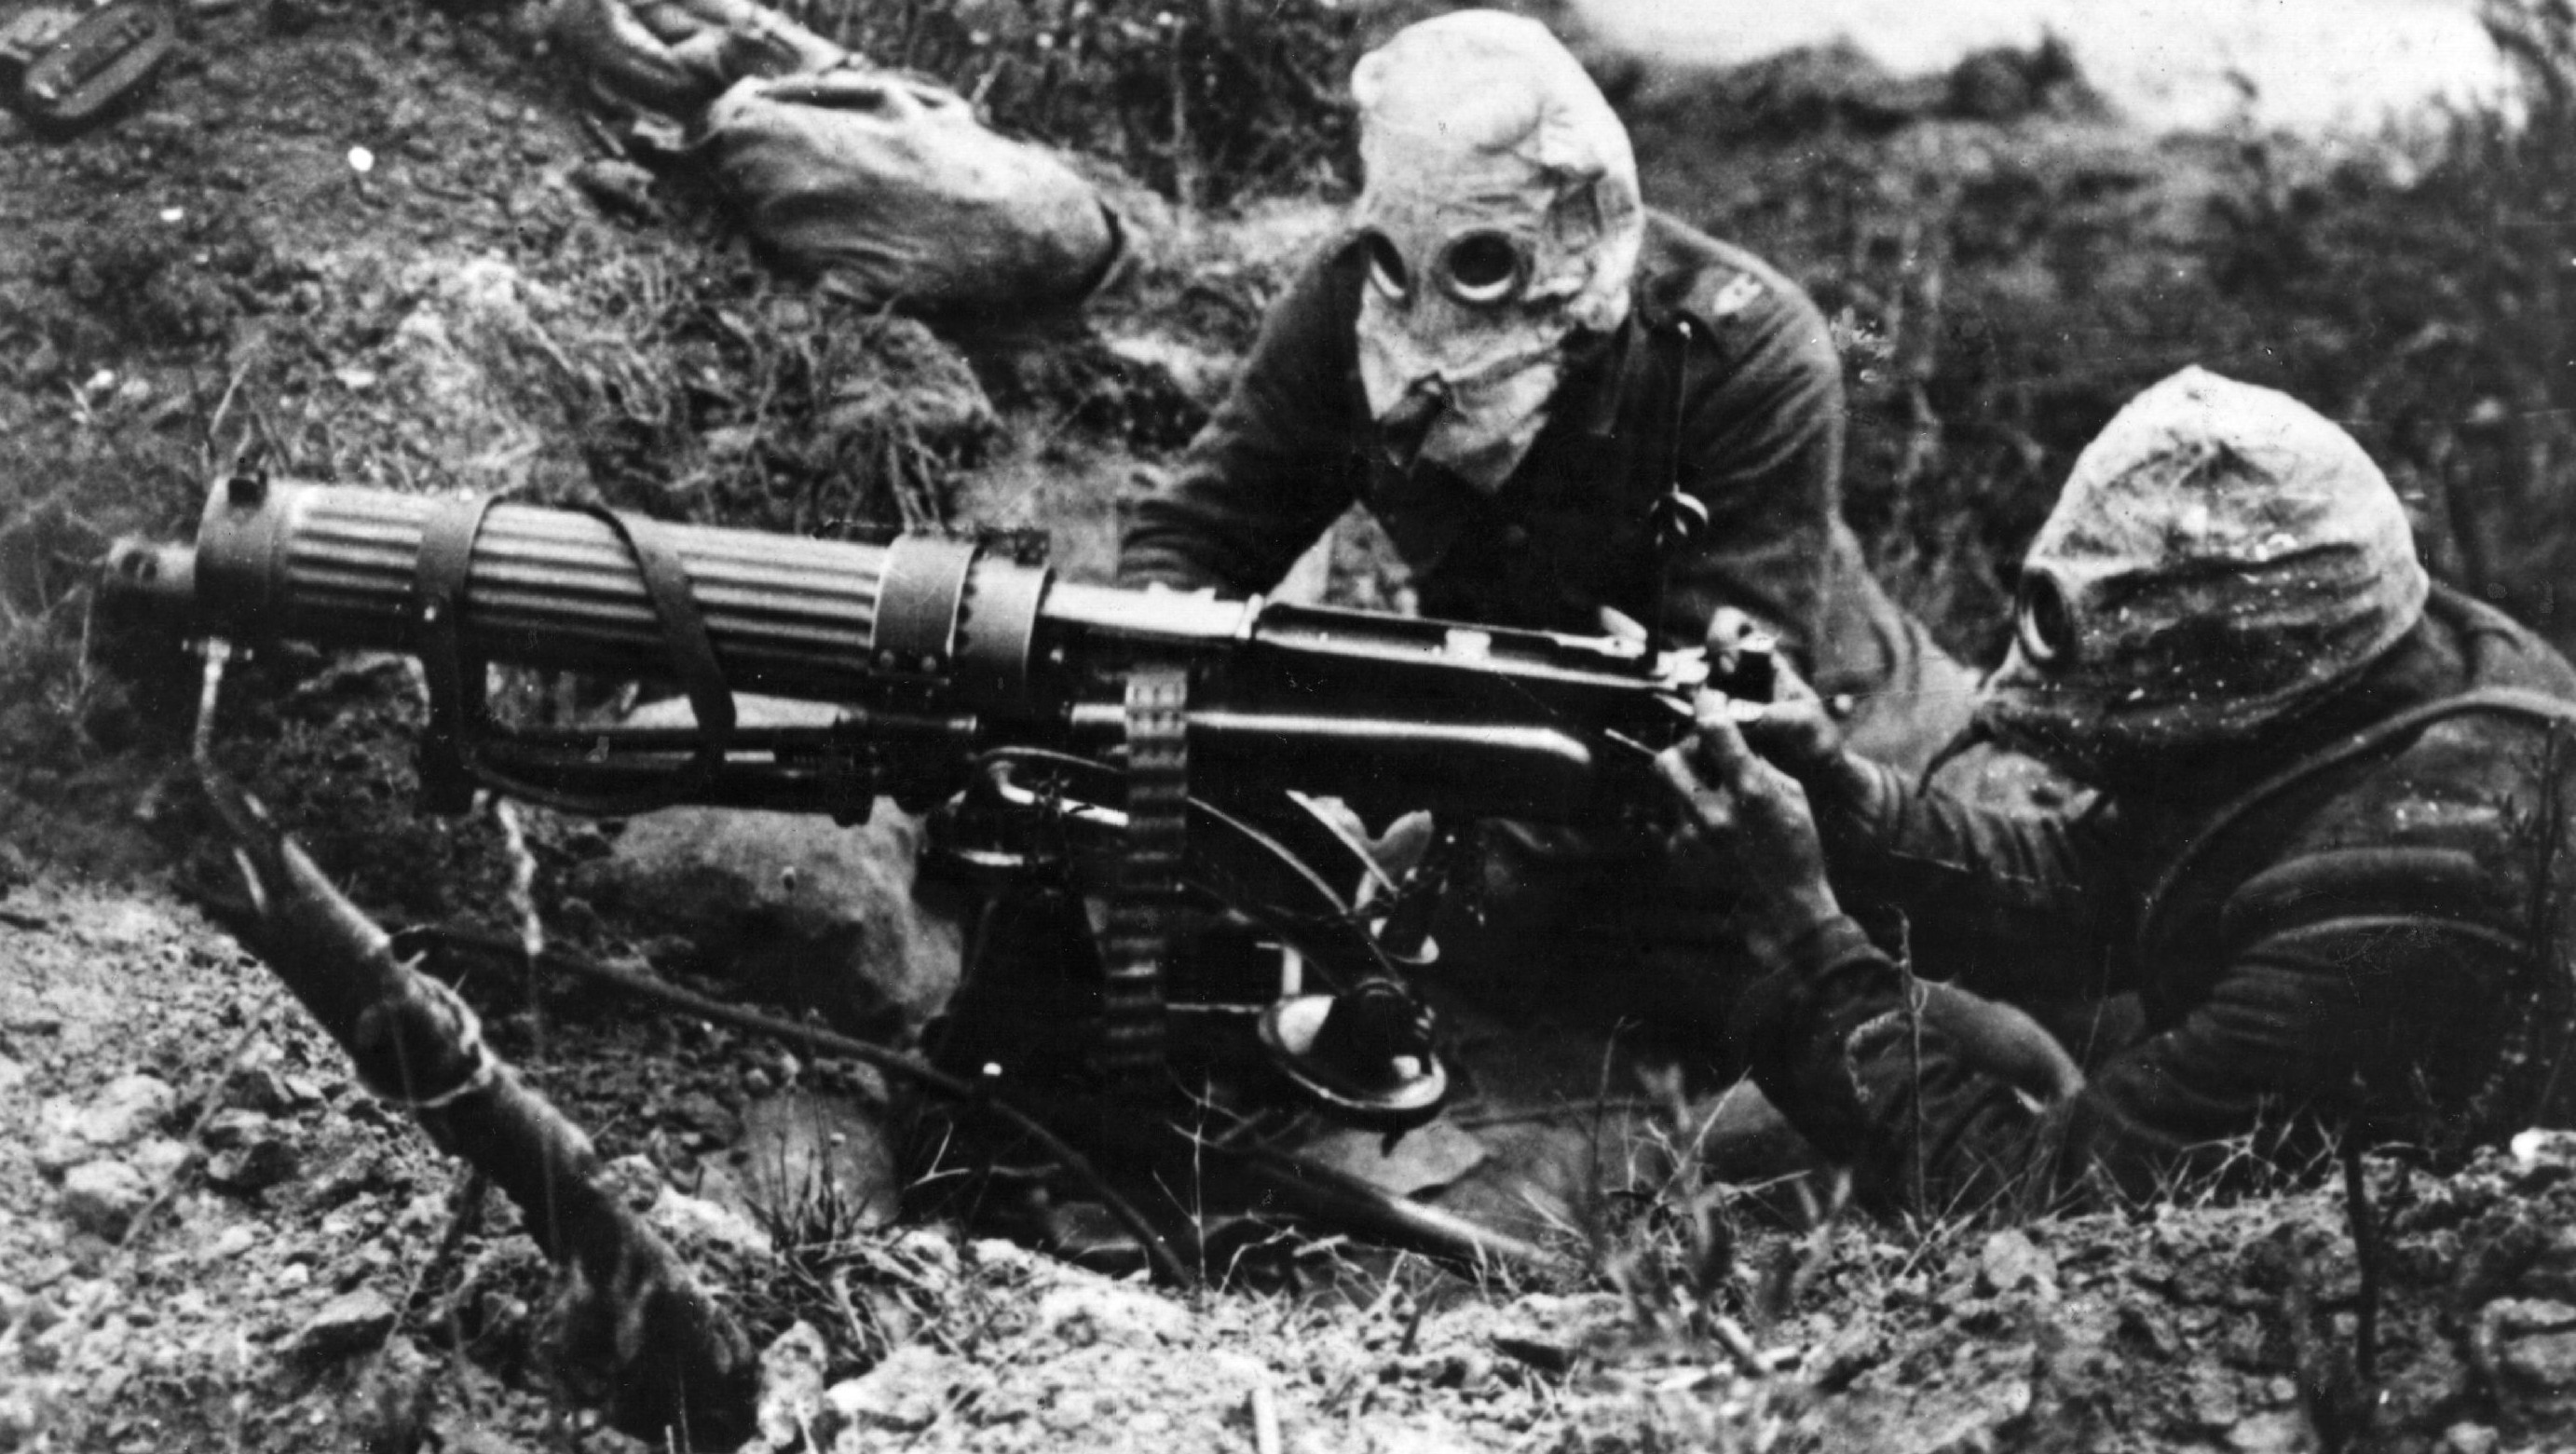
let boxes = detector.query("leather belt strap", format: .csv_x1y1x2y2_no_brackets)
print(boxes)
412,496,736,815
584,503,737,790
1648,317,1711,561
415,494,500,814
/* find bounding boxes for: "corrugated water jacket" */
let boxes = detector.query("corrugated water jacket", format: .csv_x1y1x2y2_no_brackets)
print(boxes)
1739,586,2576,1214
1116,211,1968,761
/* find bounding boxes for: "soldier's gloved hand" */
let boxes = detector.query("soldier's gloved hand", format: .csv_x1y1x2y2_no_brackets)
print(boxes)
1656,690,1844,961
1703,605,1892,827
1704,608,1831,764
551,0,845,116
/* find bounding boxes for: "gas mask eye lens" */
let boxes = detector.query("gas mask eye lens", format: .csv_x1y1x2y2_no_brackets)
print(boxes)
1440,231,1524,305
2015,568,2077,669
1360,232,1411,303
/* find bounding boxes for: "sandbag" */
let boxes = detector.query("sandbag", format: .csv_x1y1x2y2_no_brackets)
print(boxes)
701,71,1123,317
551,0,1125,319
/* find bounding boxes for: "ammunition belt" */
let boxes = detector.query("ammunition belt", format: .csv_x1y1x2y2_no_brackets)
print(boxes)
1097,663,1190,1093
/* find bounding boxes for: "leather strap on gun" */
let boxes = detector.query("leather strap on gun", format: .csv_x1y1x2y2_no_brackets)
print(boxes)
414,492,738,815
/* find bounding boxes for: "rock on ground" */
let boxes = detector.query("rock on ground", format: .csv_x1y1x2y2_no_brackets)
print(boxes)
824,1344,980,1439
753,1320,832,1449
57,1159,152,1240
37,1073,179,1169
573,697,965,1042
290,1288,399,1363
1033,1276,1193,1349
205,1137,299,1194
1977,1227,2059,1299
66,1073,174,1148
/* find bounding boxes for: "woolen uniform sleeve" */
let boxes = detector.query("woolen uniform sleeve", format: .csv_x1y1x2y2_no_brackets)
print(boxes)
1650,273,1846,660
1116,248,1368,594
1736,845,2537,1216
1807,758,2125,1000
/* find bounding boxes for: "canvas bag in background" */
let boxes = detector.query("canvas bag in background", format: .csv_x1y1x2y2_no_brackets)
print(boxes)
700,70,1124,319
550,0,1126,319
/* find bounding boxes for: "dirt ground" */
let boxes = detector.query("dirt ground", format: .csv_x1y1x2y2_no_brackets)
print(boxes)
15,864,2576,1453
9,2,2576,1452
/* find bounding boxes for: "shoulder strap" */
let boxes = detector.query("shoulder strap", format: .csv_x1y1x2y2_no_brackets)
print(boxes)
1647,316,1710,561
2136,686,2576,947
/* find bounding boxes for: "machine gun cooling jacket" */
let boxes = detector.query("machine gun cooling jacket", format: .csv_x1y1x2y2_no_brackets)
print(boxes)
146,473,1053,707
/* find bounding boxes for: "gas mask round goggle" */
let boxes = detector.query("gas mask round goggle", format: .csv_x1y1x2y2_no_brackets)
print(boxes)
1977,367,2430,786
1345,11,1645,493
1359,228,1534,313
2009,563,2079,675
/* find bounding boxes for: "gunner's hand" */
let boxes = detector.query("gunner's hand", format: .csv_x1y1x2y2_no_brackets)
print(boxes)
1702,607,1847,786
1656,690,1842,957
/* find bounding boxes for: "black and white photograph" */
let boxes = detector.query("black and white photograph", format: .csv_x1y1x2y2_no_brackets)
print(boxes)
3,0,2573,1448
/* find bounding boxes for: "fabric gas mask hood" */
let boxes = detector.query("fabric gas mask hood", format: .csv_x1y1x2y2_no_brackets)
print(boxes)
1346,11,1645,493
1976,367,2430,789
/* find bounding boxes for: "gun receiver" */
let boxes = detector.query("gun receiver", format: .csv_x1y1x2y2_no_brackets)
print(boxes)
104,476,1727,825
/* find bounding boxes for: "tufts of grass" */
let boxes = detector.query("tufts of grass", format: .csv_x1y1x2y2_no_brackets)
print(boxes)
187,240,998,536
772,0,1366,206
746,1166,906,1359
740,1170,1041,1400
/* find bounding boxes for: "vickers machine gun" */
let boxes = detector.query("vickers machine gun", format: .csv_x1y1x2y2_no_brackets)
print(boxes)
106,474,1764,1261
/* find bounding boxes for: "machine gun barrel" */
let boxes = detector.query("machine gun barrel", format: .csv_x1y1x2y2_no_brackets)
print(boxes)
103,478,1709,820
102,474,1094,705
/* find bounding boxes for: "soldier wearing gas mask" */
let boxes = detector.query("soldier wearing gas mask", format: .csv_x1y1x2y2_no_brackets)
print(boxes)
1665,368,2576,1213
1118,11,1994,1053
1117,8,1973,774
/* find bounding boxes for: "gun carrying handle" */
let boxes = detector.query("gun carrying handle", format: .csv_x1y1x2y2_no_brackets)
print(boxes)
414,495,738,815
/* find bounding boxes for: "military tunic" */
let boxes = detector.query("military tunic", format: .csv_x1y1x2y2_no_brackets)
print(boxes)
1118,211,1974,772
1738,586,2576,1213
